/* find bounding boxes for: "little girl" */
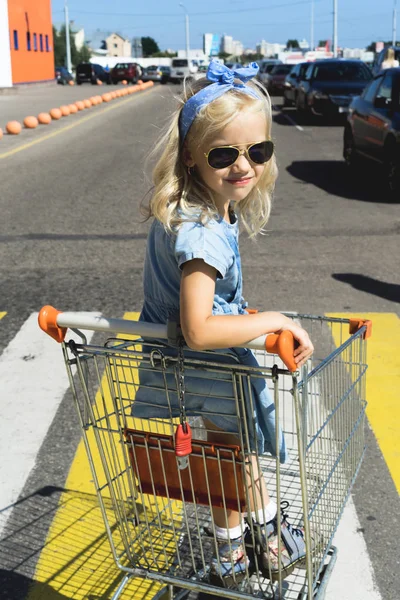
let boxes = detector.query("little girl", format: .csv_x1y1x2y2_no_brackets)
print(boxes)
138,61,314,583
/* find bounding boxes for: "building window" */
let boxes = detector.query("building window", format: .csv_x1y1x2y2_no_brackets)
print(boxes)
33,33,37,51
13,30,19,50
27,31,31,51
40,33,43,52
45,34,49,51
114,43,118,48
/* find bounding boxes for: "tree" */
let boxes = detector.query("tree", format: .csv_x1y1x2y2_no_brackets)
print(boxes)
318,40,328,47
286,39,299,49
218,51,231,60
151,50,177,57
53,25,92,68
141,36,160,57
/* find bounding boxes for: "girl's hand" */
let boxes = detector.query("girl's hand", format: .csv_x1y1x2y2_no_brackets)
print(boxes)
280,321,314,368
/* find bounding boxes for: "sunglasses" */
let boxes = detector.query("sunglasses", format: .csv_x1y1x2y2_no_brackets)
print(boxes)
204,140,274,170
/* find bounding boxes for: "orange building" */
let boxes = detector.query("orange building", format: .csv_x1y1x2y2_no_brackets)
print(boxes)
7,0,54,84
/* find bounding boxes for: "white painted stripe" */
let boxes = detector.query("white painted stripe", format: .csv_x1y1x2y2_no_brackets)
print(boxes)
326,497,381,599
0,312,99,536
281,111,304,131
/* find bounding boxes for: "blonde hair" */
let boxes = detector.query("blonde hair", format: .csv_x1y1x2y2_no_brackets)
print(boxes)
386,48,395,61
145,76,278,237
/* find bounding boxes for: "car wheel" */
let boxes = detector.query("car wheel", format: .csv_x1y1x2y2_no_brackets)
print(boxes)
76,81,82,85
295,94,303,112
283,94,291,107
384,143,400,196
343,127,360,171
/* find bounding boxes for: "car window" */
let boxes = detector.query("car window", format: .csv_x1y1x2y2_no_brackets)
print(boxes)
271,65,292,75
363,76,384,102
305,64,314,80
172,59,188,67
376,71,393,103
299,64,308,79
313,62,371,81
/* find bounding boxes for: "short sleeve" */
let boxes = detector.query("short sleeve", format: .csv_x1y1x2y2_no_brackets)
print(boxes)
174,220,233,279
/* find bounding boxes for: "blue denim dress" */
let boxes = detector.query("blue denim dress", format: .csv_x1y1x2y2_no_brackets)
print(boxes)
135,215,287,462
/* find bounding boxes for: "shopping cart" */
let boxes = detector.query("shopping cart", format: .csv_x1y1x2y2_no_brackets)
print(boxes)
39,306,371,600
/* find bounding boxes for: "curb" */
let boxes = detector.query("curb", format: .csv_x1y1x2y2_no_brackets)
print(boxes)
0,81,155,139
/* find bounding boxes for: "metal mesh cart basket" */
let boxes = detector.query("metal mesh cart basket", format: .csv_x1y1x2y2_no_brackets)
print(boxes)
39,307,371,600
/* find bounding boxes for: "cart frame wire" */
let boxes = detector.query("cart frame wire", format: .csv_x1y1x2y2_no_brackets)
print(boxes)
39,307,371,600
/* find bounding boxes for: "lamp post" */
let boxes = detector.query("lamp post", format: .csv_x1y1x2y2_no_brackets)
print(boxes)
310,0,314,52
333,0,338,57
179,3,190,60
64,0,72,72
393,0,397,46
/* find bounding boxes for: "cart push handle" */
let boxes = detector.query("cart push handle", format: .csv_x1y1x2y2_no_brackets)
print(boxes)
38,305,300,372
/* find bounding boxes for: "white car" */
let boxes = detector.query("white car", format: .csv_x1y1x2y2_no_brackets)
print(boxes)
169,58,200,84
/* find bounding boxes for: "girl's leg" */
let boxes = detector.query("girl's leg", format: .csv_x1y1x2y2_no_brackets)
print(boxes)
203,419,272,529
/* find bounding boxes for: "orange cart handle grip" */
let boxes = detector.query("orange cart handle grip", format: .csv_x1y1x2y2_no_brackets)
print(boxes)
265,330,298,373
38,305,67,343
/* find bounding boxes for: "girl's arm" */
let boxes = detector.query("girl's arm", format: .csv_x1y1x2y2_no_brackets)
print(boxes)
180,259,314,367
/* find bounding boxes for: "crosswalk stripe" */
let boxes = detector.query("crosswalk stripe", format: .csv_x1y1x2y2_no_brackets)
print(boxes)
27,312,164,600
327,312,400,493
0,312,100,539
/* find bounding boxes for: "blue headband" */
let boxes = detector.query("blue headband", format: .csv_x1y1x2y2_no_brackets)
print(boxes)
179,60,260,142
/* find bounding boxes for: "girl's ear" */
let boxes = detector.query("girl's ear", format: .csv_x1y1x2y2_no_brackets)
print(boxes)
182,143,195,167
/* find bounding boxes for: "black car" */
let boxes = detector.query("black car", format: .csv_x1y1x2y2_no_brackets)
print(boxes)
55,66,73,85
344,68,400,194
296,59,372,117
76,63,111,85
283,62,309,106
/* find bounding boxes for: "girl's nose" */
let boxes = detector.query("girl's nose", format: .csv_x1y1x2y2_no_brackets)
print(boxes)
232,152,251,171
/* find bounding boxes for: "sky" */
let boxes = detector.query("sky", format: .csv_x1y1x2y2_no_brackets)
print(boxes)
52,0,398,51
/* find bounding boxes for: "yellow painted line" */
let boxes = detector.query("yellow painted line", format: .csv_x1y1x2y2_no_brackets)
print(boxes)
0,88,154,160
0,312,6,320
28,312,179,600
327,313,400,493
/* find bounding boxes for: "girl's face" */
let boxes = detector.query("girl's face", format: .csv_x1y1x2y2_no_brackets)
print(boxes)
187,110,268,212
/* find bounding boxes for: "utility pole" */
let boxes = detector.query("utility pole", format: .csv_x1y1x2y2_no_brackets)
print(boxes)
333,0,338,57
179,3,190,60
393,0,397,46
310,0,314,51
64,0,72,72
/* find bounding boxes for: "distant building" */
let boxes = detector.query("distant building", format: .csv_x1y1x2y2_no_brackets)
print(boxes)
257,40,285,57
232,40,244,56
132,37,143,59
106,33,131,57
203,33,220,57
221,35,233,54
74,28,85,51
0,0,54,87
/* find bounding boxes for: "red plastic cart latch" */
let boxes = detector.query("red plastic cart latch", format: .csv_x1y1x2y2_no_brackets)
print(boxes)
349,318,372,339
175,423,192,456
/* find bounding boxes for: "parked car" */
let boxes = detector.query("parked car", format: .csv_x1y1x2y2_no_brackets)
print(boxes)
111,62,139,84
263,64,293,95
76,63,111,85
343,67,400,194
55,66,73,85
283,62,309,106
169,58,199,84
296,59,372,117
372,46,400,76
142,65,162,83
159,65,171,84
257,60,283,85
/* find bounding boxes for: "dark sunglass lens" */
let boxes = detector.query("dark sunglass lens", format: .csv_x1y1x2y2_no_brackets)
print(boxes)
249,141,274,164
208,147,239,169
